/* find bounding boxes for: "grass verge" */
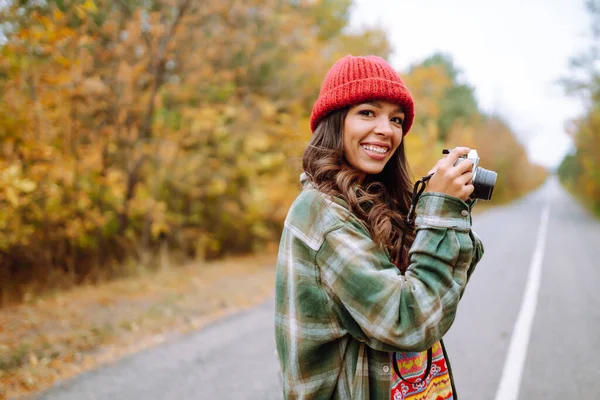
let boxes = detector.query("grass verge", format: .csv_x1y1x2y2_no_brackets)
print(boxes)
0,253,277,400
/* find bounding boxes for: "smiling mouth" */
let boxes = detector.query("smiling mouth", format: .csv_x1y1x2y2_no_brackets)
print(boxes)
361,144,389,155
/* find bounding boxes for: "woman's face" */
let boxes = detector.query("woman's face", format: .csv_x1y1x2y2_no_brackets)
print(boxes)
343,100,405,180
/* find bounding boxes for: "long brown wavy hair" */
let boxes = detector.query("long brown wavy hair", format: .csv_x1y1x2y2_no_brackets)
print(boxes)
302,108,416,272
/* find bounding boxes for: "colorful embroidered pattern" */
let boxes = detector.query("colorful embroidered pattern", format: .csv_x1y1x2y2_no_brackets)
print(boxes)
390,341,454,400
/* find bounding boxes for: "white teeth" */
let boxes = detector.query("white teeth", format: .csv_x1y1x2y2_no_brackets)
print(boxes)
361,145,388,154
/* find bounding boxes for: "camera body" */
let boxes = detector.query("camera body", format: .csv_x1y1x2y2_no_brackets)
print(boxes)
445,149,497,201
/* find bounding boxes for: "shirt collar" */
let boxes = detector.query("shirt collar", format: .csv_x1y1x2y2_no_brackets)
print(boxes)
300,172,311,190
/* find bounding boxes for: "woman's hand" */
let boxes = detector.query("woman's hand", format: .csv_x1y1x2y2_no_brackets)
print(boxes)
425,147,474,201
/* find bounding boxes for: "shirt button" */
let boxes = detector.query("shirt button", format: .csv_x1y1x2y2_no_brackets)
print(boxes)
383,365,390,373
461,210,469,217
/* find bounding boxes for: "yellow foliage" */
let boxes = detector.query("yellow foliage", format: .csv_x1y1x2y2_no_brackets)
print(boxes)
559,108,600,214
404,65,452,123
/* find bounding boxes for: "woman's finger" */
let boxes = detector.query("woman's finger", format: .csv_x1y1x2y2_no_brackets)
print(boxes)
454,158,474,175
460,184,475,200
439,147,470,169
457,171,474,186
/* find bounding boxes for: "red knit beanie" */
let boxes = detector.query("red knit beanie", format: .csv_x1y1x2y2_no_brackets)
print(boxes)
310,55,414,135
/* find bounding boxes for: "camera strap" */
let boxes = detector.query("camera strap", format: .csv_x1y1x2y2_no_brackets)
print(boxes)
397,172,433,266
393,172,434,385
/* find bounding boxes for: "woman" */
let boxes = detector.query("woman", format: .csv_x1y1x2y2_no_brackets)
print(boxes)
275,55,484,399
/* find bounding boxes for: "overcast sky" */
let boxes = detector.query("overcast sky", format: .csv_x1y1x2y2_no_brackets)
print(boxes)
350,0,590,168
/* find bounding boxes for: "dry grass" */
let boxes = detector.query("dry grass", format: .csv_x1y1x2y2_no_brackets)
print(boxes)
0,252,277,400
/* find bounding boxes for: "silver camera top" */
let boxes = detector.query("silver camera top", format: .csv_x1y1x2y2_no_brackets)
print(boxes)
455,149,479,169
442,148,497,201
459,149,479,164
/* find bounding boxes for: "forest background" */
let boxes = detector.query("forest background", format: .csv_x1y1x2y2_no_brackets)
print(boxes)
0,0,552,306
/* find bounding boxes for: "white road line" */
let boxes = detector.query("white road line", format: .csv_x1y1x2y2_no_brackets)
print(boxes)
494,202,551,400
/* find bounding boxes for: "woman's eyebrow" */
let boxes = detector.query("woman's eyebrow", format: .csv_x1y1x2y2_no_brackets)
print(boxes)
364,101,382,108
363,101,404,114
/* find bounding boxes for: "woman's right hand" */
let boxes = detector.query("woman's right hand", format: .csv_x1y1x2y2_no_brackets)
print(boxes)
425,147,475,201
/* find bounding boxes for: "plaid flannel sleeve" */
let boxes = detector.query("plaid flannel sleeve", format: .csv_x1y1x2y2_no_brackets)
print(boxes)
414,192,484,297
315,192,483,353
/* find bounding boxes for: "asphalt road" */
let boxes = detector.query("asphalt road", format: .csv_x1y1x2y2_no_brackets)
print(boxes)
36,177,600,399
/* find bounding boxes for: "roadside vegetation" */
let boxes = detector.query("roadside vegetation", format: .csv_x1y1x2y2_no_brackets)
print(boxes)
558,0,600,217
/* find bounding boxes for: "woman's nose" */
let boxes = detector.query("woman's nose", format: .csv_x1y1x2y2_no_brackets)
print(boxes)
374,119,393,136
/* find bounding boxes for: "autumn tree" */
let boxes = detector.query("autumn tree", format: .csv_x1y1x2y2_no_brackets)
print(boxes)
558,0,600,215
416,53,479,141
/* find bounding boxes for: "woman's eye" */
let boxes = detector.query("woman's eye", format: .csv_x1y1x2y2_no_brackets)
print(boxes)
359,110,375,117
391,117,404,125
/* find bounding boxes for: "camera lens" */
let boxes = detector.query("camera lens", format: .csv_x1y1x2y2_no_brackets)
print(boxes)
472,167,497,200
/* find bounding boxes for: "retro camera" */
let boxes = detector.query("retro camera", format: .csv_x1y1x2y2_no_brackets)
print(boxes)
443,149,497,201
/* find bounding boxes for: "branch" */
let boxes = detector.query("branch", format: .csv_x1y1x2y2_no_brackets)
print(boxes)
139,0,192,140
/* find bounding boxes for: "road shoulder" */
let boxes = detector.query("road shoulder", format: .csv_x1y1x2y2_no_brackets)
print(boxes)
0,253,277,399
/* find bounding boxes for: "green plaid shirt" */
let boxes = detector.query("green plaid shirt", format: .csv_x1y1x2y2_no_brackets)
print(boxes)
275,174,484,399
